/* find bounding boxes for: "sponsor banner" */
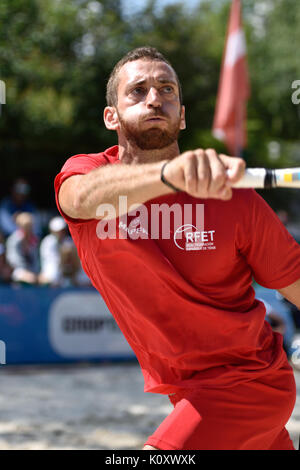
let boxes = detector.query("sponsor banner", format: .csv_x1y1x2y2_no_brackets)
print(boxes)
0,285,135,365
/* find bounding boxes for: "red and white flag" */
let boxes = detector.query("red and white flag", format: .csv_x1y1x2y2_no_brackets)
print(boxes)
212,0,250,156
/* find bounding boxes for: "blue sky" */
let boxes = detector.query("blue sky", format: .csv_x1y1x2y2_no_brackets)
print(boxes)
121,0,201,16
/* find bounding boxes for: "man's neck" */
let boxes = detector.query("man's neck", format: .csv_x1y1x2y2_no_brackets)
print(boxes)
118,140,180,164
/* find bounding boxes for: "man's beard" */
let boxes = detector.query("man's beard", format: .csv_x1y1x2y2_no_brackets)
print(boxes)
118,112,181,150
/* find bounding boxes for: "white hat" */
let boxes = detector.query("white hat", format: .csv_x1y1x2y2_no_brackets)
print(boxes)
49,216,66,232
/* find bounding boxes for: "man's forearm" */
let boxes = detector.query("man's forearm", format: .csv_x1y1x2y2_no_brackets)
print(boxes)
59,148,245,220
64,160,172,220
278,278,300,310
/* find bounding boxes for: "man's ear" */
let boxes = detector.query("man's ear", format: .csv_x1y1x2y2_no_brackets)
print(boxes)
103,106,119,130
180,105,186,130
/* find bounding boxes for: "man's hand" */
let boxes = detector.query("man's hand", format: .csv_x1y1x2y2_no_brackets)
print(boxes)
162,148,246,200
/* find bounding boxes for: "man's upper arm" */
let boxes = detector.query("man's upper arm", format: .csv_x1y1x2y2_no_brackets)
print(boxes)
58,174,88,220
278,278,300,310
55,152,110,222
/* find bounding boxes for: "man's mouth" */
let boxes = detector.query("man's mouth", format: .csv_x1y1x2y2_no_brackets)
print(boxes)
144,116,167,122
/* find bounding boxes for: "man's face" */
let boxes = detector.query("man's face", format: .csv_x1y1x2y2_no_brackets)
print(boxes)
114,59,185,150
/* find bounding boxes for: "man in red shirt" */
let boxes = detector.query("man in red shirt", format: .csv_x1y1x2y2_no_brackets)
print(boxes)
55,47,300,450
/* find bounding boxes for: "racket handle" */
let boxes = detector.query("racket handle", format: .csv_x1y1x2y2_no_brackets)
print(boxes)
232,168,300,189
231,168,273,189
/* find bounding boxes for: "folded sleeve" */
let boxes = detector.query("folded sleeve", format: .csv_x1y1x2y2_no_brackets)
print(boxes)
54,153,108,225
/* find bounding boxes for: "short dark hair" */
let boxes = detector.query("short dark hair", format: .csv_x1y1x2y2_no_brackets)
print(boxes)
106,46,183,107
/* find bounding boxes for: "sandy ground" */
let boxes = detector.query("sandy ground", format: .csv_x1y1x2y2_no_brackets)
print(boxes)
0,361,299,450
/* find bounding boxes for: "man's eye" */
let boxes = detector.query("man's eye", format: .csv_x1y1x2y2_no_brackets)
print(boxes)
162,86,174,93
132,87,145,95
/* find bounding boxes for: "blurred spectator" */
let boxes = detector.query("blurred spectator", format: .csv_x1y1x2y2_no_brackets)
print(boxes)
60,240,91,287
276,210,300,328
255,283,296,359
0,232,12,283
39,215,91,287
39,216,69,286
262,299,286,336
6,212,40,284
0,178,41,237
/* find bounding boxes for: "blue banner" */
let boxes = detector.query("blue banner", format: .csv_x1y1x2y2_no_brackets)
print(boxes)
0,285,136,365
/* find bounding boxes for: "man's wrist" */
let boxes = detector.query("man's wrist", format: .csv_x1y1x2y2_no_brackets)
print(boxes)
160,161,181,192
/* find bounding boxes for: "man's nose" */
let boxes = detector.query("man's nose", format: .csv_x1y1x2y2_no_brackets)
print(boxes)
146,87,162,107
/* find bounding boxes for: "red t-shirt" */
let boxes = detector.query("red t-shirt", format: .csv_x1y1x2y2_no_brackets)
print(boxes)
54,146,300,394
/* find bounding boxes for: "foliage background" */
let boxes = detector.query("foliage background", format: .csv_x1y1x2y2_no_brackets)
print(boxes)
0,0,300,214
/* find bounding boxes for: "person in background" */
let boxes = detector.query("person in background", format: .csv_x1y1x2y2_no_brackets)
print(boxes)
59,240,91,287
39,216,91,287
6,212,40,284
39,216,69,286
0,178,41,237
276,210,300,329
0,231,12,283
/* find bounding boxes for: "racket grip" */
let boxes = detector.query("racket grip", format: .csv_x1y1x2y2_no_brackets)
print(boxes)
231,168,269,189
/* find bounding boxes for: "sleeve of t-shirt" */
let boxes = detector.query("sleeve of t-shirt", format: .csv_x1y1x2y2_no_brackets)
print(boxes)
54,153,108,225
236,190,300,289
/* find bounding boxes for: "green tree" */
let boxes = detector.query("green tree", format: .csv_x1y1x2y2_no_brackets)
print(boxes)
0,0,125,206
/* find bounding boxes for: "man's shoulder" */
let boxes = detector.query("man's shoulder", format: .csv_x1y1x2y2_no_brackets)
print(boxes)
62,145,119,172
230,188,263,210
85,145,119,161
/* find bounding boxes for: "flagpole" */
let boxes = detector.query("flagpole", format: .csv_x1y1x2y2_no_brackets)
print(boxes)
235,101,244,157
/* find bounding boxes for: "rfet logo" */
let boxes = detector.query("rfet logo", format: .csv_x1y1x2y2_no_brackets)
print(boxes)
174,224,216,251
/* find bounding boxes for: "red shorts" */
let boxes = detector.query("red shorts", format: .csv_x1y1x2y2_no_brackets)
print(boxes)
145,366,296,450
